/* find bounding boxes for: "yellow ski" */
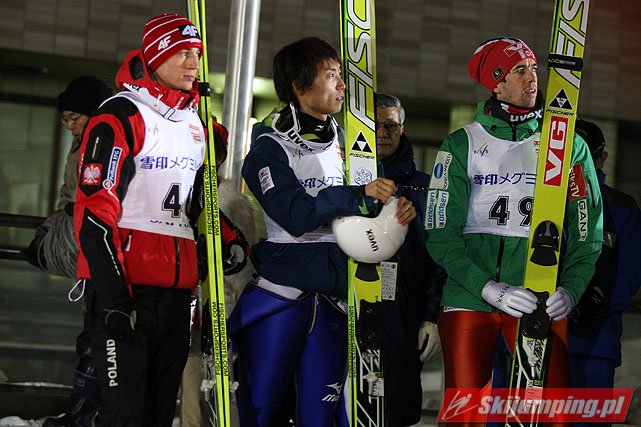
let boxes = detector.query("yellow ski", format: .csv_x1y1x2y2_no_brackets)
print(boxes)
340,0,384,425
186,0,231,426
507,1,590,426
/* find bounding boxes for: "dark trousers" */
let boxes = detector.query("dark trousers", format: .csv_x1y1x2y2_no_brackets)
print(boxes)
87,283,192,427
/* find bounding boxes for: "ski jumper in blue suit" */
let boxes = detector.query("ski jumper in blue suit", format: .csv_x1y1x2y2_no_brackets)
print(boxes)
229,103,378,427
568,169,641,427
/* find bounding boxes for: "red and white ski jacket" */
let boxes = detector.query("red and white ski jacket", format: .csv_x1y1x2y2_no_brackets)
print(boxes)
74,49,205,308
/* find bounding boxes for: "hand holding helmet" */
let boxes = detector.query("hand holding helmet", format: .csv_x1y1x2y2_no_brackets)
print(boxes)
395,196,416,225
333,196,409,263
364,178,397,203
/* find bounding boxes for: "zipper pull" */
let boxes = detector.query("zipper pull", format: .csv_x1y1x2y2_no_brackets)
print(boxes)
91,136,100,159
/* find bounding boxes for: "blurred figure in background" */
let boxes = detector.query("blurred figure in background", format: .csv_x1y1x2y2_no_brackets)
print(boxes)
24,75,112,427
569,119,641,427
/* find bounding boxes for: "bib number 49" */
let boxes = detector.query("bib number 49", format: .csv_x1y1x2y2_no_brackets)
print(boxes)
489,196,533,226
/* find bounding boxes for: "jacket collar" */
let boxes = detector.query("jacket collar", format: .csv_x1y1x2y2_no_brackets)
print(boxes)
115,50,200,122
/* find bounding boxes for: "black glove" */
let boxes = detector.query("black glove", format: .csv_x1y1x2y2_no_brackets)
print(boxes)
569,285,606,327
24,226,48,270
103,302,137,341
64,202,75,217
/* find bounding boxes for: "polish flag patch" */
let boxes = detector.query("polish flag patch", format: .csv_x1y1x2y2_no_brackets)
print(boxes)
82,164,102,186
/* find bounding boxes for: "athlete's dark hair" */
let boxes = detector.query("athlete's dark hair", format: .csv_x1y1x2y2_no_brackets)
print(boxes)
272,37,340,107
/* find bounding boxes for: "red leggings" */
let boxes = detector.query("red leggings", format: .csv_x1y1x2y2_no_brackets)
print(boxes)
438,309,570,426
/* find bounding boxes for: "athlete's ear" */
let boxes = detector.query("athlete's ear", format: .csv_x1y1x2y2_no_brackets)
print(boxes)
292,82,304,97
492,77,508,97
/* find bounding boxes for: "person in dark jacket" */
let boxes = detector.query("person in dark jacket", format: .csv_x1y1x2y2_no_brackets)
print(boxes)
26,76,112,427
569,119,641,427
376,93,444,426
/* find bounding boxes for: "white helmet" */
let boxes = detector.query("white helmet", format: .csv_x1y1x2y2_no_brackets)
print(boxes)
332,197,408,263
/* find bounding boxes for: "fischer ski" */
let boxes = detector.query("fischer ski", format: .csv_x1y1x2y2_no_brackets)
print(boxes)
340,0,384,426
507,1,590,426
186,0,232,426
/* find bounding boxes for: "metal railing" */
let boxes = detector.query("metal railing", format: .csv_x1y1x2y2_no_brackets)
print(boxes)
0,212,45,261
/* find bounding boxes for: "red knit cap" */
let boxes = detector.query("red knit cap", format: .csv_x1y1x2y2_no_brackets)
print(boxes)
142,14,203,71
468,37,536,93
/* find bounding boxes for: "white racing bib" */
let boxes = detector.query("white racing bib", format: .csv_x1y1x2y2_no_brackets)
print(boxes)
262,133,345,244
117,92,205,239
463,122,539,238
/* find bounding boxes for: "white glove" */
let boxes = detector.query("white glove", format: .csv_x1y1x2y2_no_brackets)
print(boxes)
546,287,575,320
481,280,538,318
417,321,441,362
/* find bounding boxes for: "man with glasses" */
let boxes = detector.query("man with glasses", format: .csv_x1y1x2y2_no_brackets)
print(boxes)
425,37,602,426
375,93,444,426
26,76,112,276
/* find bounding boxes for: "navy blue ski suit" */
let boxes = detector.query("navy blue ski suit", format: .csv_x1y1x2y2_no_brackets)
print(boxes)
229,107,377,427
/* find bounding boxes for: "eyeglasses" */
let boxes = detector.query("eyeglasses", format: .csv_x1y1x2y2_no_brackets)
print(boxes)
376,121,401,132
60,114,82,126
509,63,538,75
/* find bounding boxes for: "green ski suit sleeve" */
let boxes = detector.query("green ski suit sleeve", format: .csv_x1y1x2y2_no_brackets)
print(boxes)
425,130,494,302
558,133,603,304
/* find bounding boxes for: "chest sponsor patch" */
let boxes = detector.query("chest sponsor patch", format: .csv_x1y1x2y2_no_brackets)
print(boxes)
430,151,452,190
259,166,275,194
568,163,588,201
81,164,102,186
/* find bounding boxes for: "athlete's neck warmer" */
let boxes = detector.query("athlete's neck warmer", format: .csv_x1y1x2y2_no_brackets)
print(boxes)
115,49,200,122
486,91,543,125
266,102,338,152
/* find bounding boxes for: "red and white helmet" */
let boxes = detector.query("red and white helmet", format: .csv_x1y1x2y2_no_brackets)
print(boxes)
332,197,408,263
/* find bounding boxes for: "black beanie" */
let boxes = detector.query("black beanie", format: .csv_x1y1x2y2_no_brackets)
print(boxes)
57,76,113,115
575,119,605,158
